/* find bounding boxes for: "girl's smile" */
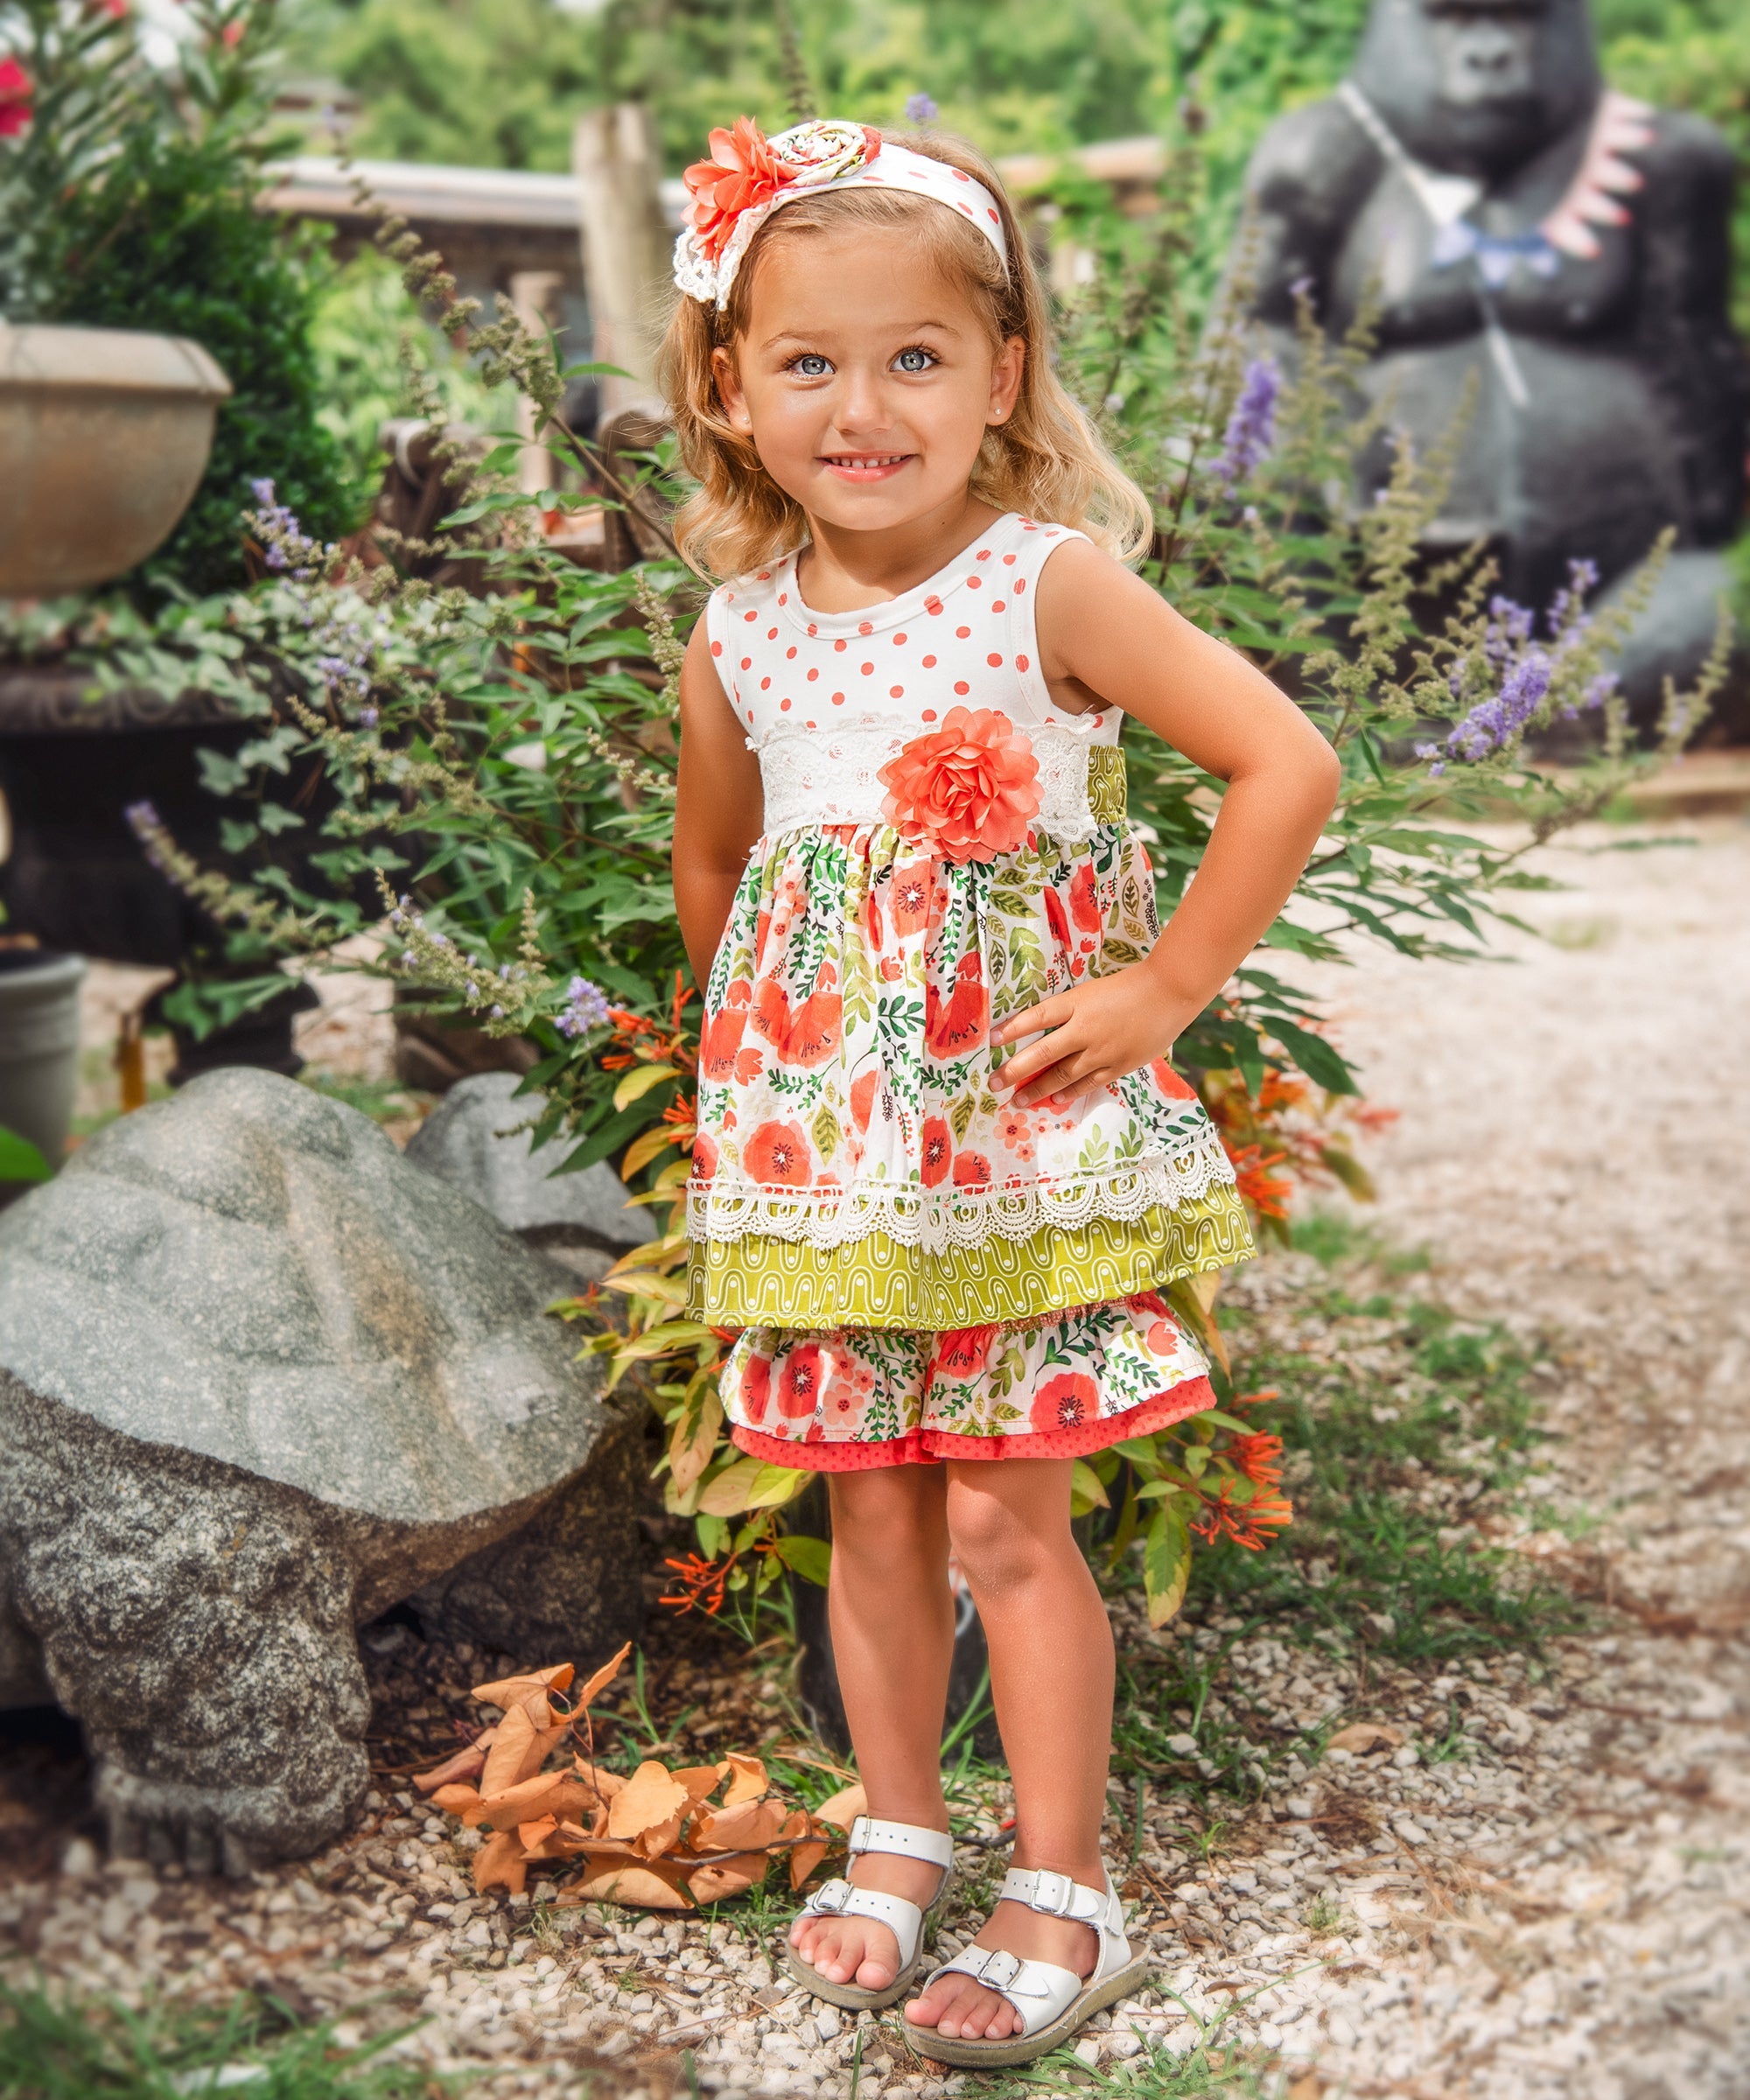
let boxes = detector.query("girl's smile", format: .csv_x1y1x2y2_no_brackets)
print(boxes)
819,452,917,480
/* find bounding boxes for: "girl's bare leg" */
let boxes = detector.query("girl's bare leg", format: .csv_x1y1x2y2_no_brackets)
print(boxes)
904,1456,1114,2041
788,1462,956,1992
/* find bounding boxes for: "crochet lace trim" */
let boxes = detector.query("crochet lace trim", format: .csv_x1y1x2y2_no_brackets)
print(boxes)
687,1129,1236,1254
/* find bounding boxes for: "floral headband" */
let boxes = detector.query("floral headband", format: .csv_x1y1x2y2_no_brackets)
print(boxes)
674,116,1010,310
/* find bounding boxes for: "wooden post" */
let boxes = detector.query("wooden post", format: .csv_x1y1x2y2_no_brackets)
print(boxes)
573,102,675,422
508,270,564,496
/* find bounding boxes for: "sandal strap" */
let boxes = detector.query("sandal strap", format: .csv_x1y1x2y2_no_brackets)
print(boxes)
848,1816,955,1870
1000,1866,1109,1926
916,1947,1084,2038
801,1878,925,1965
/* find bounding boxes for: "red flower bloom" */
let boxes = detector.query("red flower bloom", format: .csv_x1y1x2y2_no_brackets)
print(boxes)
691,1130,718,1181
743,1118,812,1186
890,861,934,936
850,1070,878,1132
932,1325,999,1379
877,706,1041,863
951,1151,991,1187
752,974,843,1067
0,59,34,137
920,1116,953,1186
1069,862,1102,934
925,950,989,1060
738,1353,772,1425
682,116,802,262
777,1341,828,1419
698,991,749,1081
1144,1317,1181,1358
1043,884,1070,948
1031,1372,1097,1434
1149,1057,1198,1102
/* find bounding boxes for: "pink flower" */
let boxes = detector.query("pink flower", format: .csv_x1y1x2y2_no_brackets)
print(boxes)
877,707,1041,864
0,58,34,137
682,117,801,263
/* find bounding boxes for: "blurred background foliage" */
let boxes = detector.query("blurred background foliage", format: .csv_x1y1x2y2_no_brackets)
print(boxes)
283,0,1749,326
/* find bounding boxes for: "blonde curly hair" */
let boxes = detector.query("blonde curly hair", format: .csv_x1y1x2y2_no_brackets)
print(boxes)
657,131,1153,583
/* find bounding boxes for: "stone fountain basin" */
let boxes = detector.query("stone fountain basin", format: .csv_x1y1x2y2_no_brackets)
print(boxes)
0,322,232,598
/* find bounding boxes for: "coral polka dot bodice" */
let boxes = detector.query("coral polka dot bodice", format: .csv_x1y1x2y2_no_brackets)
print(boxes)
688,510,1250,1353
704,511,1121,837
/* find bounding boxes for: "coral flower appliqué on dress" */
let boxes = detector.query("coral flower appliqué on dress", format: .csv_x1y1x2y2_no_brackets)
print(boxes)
877,705,1042,863
681,119,803,262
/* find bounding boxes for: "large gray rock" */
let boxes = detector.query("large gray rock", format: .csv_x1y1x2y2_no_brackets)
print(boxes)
0,1068,646,1872
404,1070,648,1263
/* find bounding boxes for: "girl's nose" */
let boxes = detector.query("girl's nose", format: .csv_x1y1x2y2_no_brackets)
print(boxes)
832,367,896,436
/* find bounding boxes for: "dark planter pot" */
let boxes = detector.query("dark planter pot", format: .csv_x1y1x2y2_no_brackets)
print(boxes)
0,664,329,1082
788,1478,1003,1761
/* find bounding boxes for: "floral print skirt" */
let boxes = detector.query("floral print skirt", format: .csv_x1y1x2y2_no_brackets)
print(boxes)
722,1291,1214,1470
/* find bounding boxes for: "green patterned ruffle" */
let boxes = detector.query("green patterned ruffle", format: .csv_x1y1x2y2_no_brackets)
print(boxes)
687,1183,1254,1332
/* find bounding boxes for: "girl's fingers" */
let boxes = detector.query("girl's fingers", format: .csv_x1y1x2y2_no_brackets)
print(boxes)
990,994,1074,1047
993,1030,1080,1092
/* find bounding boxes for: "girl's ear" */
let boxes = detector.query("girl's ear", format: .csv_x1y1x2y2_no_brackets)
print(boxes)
987,336,1026,430
711,346,753,435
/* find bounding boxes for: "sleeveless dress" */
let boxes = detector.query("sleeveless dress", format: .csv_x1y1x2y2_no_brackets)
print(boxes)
689,512,1254,1468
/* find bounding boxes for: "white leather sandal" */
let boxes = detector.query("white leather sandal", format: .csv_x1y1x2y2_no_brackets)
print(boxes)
901,1864,1147,2067
782,1815,956,2012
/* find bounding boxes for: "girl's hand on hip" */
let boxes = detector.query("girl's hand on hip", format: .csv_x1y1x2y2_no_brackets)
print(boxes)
990,966,1198,1110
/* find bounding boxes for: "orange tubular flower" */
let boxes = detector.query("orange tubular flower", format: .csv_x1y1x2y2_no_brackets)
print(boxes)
1230,1432,1285,1489
660,1553,730,1615
1224,1142,1292,1219
1192,1480,1295,1551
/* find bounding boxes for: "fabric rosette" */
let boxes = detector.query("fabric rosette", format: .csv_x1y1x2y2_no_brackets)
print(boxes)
876,705,1041,864
674,117,883,306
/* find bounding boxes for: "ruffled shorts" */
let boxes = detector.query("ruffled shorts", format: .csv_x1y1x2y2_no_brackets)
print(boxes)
724,1291,1214,1470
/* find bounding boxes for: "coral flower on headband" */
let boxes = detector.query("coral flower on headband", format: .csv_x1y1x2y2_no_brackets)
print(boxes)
681,118,803,264
878,707,1041,864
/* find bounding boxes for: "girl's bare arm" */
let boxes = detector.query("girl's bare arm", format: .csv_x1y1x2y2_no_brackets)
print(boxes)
993,538,1340,1107
673,620,766,991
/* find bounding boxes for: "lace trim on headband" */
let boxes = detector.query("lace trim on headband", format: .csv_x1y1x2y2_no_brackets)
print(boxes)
687,1131,1236,1254
756,719,1110,837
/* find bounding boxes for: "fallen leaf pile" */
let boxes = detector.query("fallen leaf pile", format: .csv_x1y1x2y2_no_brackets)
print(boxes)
411,1644,865,1912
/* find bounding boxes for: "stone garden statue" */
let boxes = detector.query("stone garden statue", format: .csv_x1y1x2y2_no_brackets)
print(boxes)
1238,0,1746,715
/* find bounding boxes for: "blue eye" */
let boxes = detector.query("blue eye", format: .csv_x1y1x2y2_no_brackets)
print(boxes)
793,354,831,378
895,347,934,373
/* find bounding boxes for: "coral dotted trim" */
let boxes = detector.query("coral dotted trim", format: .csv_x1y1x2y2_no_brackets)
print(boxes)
729,1375,1215,1471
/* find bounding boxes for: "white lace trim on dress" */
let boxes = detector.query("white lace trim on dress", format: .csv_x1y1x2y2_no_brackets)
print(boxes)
755,719,1111,838
687,1130,1236,1254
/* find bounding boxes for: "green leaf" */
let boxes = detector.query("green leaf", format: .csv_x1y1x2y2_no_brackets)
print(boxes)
773,1533,832,1586
1265,1017,1359,1096
0,1126,53,1184
1143,1504,1193,1628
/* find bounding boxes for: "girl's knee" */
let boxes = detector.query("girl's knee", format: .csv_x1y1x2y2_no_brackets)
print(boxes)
829,1466,946,1564
944,1476,1070,1592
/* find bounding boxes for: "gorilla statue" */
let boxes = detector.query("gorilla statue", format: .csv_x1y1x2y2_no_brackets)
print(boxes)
1238,0,1746,719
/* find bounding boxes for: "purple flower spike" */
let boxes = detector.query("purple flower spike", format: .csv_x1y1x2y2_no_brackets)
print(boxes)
556,975,612,1040
905,93,939,124
1212,356,1280,495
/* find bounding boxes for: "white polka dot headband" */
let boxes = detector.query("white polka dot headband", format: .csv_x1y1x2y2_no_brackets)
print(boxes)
673,116,1010,311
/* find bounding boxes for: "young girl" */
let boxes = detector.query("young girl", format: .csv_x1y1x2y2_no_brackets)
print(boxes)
664,117,1338,2068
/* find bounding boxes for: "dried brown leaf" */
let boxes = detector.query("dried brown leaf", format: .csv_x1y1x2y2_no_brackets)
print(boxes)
572,1642,634,1713
1327,1722,1404,1754
607,1760,690,1842
472,1774,599,1834
634,1810,687,1860
670,1761,731,1802
411,1745,486,1794
480,1704,550,1796
788,1838,830,1890
690,1796,786,1855
813,1782,867,1830
688,1851,771,1904
473,1830,528,1895
573,1757,625,1802
518,1815,559,1852
430,1782,481,1818
721,1753,767,1808
472,1662,576,1710
570,1858,694,1911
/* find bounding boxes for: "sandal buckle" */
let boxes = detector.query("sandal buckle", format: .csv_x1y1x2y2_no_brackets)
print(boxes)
1028,1869,1074,1916
976,1947,1022,1989
809,1878,851,1914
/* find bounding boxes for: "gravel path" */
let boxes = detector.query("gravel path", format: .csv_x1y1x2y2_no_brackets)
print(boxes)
5,820,1746,2098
